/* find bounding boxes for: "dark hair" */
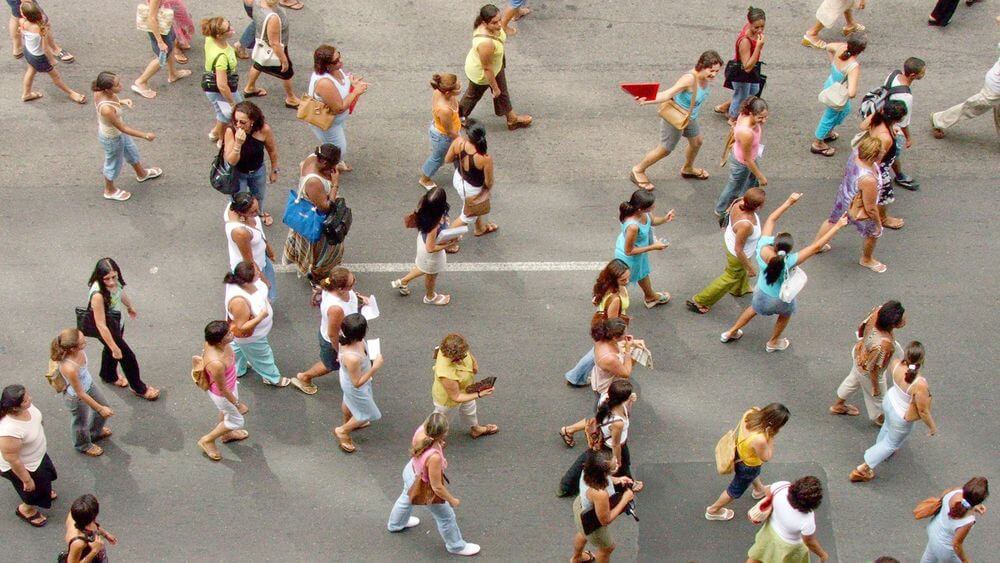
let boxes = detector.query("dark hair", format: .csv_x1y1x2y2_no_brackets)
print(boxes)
739,96,768,116
204,320,230,345
415,187,450,234
841,34,868,60
581,449,613,490
430,73,461,93
695,50,724,71
463,118,488,155
474,4,500,28
315,144,341,171
70,495,100,531
619,189,655,222
88,257,127,308
592,259,629,305
786,476,823,513
230,191,256,215
591,317,627,343
746,6,766,23
902,341,925,384
875,300,905,331
745,403,790,437
949,477,989,519
338,313,367,345
0,385,27,420
740,187,765,211
873,558,900,563
763,233,794,286
595,379,633,425
870,100,907,129
313,44,338,74
223,261,256,285
91,71,117,92
903,57,925,77
20,1,43,23
232,101,265,134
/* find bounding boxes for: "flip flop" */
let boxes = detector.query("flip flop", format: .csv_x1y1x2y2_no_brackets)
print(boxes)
471,424,499,439
713,104,728,115
720,329,743,343
883,218,904,230
82,445,104,457
474,223,498,236
752,488,767,500
103,189,132,202
57,50,75,63
705,508,734,521
21,91,43,102
644,292,670,308
136,168,162,182
686,299,709,314
860,261,887,273
830,404,860,416
173,52,188,64
260,212,274,226
136,387,160,400
130,84,157,99
423,293,451,306
168,69,192,84
96,428,113,441
221,429,249,443
842,23,866,36
16,507,47,527
333,428,356,453
578,550,596,563
391,279,411,296
284,100,300,109
70,93,86,105
559,427,575,448
823,132,839,142
819,243,832,253
630,169,655,191
262,377,292,388
811,145,835,157
290,376,318,395
418,179,437,190
765,338,790,352
801,35,827,49
849,467,875,482
680,168,710,180
279,0,304,9
243,88,267,98
197,440,222,461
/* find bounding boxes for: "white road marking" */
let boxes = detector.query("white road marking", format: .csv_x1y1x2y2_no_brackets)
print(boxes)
274,261,606,274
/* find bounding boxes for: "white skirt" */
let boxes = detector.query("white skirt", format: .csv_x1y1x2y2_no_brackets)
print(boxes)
415,233,446,274
816,0,855,28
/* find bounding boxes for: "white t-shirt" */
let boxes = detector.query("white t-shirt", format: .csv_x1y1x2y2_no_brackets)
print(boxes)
0,405,47,472
769,481,817,544
887,72,914,129
986,44,1000,94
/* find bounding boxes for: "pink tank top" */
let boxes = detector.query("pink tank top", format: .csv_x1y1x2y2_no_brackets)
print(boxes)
411,426,448,482
733,121,762,165
208,359,238,397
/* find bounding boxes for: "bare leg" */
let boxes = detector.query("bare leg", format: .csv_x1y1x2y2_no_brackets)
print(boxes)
21,67,36,98
706,490,734,514
724,306,757,338
767,315,792,346
860,236,882,268
198,421,231,456
398,266,425,286
424,273,438,299
103,178,118,197
500,6,518,35
570,532,587,562
47,68,82,100
843,9,856,26
804,20,824,41
298,361,330,383
165,55,181,81
680,135,704,174
563,417,589,438
281,79,299,105
634,146,669,174
595,546,614,563
244,68,261,92
341,401,351,426
9,16,21,55
714,100,731,113
130,162,147,177
135,58,161,90
211,121,227,140
636,276,659,302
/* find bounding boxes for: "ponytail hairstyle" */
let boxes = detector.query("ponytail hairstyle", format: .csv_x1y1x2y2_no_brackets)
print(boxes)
949,477,989,519
318,267,352,292
200,16,228,38
230,191,257,216
91,71,117,93
763,233,794,286
840,34,868,60
875,300,905,331
50,328,82,362
430,73,461,94
746,6,766,23
746,402,790,438
592,259,630,305
315,143,342,174
0,385,27,421
411,412,449,457
464,118,488,154
338,313,367,346
619,189,656,222
902,341,925,384
590,317,627,343
582,449,614,490
87,257,126,307
595,379,633,425
223,261,256,285
739,96,768,117
473,4,500,28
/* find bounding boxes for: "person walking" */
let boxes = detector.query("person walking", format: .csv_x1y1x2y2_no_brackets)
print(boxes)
614,189,675,309
746,476,830,562
282,144,345,284
130,0,191,99
811,35,866,157
715,7,766,122
51,329,114,457
930,27,999,139
86,258,160,400
305,45,368,172
63,494,117,563
196,320,249,462
444,119,498,238
861,100,907,230
233,0,254,59
419,73,463,190
630,50,724,189
386,412,481,556
705,403,789,521
391,187,460,305
201,16,243,143
222,101,280,224
829,300,907,424
714,97,768,217
569,449,638,563
332,314,384,453
91,72,160,202
720,194,847,351
688,188,764,315
883,58,925,191
243,0,299,108
459,4,533,130
849,341,937,482
224,261,291,388
919,477,988,562
160,0,194,64
802,0,867,49
225,192,277,302
430,333,498,439
500,0,531,36
564,259,631,387
17,2,83,104
0,385,57,528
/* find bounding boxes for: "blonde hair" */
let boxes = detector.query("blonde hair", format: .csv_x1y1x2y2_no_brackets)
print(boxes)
411,412,449,457
200,16,228,39
430,73,461,93
856,134,883,162
437,333,469,363
50,328,81,362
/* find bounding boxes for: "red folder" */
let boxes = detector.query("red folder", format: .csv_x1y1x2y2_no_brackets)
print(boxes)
620,83,659,101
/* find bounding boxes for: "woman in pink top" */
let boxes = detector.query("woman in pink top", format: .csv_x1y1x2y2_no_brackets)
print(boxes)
715,97,768,217
197,321,249,462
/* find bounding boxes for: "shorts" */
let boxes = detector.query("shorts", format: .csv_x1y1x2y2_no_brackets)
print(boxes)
6,0,21,18
509,0,527,8
452,169,484,224
1,453,57,509
726,460,762,499
23,49,52,73
208,386,245,430
573,496,614,549
751,289,797,317
205,90,244,123
318,330,340,371
659,118,700,152
148,29,176,56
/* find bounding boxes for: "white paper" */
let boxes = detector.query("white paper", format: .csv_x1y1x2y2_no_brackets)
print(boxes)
361,295,379,320
216,101,233,120
757,143,765,159
366,338,381,359
437,225,468,243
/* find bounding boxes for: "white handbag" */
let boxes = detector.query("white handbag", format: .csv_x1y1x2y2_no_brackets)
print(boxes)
135,4,174,35
818,61,857,110
251,13,282,68
779,266,807,303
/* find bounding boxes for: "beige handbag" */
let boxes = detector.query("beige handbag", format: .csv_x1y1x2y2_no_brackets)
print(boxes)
297,95,336,130
135,3,174,35
818,61,857,110
658,72,698,130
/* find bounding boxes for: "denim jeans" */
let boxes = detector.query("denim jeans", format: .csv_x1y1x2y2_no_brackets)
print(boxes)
262,255,277,303
715,154,761,215
726,460,762,498
236,166,268,212
387,461,468,553
564,347,595,386
99,134,141,181
863,395,915,468
233,336,281,384
309,112,349,159
728,81,761,119
65,383,109,452
421,125,454,178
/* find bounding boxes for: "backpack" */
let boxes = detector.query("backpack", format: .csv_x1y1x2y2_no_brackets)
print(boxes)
191,355,211,391
44,360,68,394
858,70,910,119
321,197,353,244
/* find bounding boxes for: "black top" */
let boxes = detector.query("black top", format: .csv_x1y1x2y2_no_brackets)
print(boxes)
456,150,485,188
236,134,266,173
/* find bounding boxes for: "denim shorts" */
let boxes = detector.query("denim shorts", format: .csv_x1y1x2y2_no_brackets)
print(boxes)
726,461,762,498
6,0,20,18
318,330,340,371
751,289,797,317
509,0,527,7
205,90,244,123
148,29,176,56
660,118,700,151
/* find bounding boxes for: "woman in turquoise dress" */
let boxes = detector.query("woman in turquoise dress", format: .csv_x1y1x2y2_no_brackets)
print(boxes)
614,190,676,309
811,35,866,157
333,313,384,454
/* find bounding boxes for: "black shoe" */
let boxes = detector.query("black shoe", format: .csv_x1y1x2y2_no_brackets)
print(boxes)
894,174,920,191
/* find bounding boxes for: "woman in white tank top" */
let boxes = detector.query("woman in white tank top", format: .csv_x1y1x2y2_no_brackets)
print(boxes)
850,341,937,482
223,262,290,387
17,2,84,104
91,71,161,202
305,45,369,171
225,192,276,302
281,146,345,284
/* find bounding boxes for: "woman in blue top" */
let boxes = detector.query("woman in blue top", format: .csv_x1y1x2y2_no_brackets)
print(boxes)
721,193,847,351
614,190,675,309
51,329,114,457
920,477,988,563
630,50,724,190
811,35,866,157
333,314,384,454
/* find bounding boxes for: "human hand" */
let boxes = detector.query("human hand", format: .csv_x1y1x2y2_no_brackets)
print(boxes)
102,531,118,545
22,477,35,493
268,170,278,184
927,428,936,437
746,265,757,277
622,489,635,502
788,192,803,204
90,537,105,552
618,476,634,487
974,504,987,515
757,33,765,46
477,387,494,398
838,214,850,228
371,355,384,370
237,402,249,415
144,132,156,142
758,176,768,187
664,209,676,222
98,406,114,419
235,128,247,145
256,308,270,320
127,306,137,319
651,241,668,251
280,59,289,73
120,99,134,109
449,497,461,508
905,137,912,149
490,84,500,98
111,348,123,360
156,39,168,52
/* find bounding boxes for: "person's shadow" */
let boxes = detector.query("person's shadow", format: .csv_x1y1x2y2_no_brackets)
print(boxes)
116,389,186,455
220,441,286,502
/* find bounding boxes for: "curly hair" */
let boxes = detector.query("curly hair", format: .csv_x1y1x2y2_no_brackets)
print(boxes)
787,476,823,513
438,333,470,362
592,259,629,306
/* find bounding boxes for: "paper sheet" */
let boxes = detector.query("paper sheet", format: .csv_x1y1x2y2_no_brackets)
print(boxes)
437,225,468,243
366,338,381,359
361,295,379,320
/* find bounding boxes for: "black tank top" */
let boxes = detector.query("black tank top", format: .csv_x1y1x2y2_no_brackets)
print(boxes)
236,134,266,173
456,149,485,188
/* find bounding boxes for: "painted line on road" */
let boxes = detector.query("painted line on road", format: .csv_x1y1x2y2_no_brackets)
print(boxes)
274,261,606,274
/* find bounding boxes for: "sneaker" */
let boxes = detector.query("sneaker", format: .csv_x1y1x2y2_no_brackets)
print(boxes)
894,174,920,191
403,516,420,529
452,543,481,556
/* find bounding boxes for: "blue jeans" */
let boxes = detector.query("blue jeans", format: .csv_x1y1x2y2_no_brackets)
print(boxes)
387,461,468,554
240,2,255,50
65,383,109,452
233,336,281,384
815,102,851,140
863,396,914,469
726,461,762,498
205,90,244,124
236,166,268,212
99,134,141,181
564,347,595,386
263,255,277,303
309,112,349,159
421,125,454,178
728,81,761,119
147,29,175,56
715,154,761,215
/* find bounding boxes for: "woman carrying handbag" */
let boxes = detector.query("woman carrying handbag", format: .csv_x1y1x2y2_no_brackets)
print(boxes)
746,476,829,563
811,35,866,157
301,45,368,172
242,0,298,109
444,119,497,240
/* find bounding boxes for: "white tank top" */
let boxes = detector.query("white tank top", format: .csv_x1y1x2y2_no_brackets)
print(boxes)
22,29,43,56
308,72,351,109
96,100,122,138
724,207,762,257
298,171,333,198
224,203,267,270
601,408,629,448
886,376,922,418
226,280,272,342
319,289,357,343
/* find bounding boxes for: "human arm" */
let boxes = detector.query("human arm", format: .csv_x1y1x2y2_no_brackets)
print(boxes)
148,0,167,51
639,74,693,105
591,487,635,526
119,290,137,319
901,125,911,148
953,523,973,563
846,63,861,98
262,125,279,183
738,34,764,72
859,175,882,232
649,208,676,227
443,138,464,165
265,15,288,71
228,298,267,337
0,437,31,490
751,434,774,463
344,352,383,388
223,127,244,165
482,155,494,190
912,382,938,435
215,64,237,105
802,533,829,562
604,294,622,320
732,222,757,275
439,376,493,404
206,360,241,407
609,421,625,469
596,344,634,378
435,106,461,138
796,215,849,263
736,128,767,185
761,193,801,236
304,174,336,213
425,453,460,506
62,362,113,418
95,523,117,545
622,224,667,255
425,224,458,253
100,105,153,140
230,228,260,271
89,293,122,360
68,536,105,563
325,306,345,351
476,40,501,96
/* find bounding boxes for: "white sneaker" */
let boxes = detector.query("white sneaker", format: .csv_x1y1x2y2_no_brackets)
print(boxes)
403,516,420,529
452,543,481,556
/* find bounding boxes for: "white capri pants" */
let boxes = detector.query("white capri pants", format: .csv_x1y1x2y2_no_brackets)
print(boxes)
208,386,245,430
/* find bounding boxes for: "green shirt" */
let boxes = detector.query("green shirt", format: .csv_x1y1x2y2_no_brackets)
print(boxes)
204,37,237,74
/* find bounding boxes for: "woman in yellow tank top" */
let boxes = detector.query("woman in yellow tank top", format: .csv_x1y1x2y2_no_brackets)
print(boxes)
419,73,463,190
458,4,532,130
705,403,789,521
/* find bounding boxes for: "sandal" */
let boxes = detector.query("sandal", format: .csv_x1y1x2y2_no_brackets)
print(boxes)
221,429,249,443
82,445,104,457
860,260,887,273
235,45,250,60
284,99,300,109
423,293,451,306
418,178,437,190
765,338,790,352
57,50,75,63
136,168,163,182
842,23,866,36
630,169,655,191
279,0,304,9
96,428,113,441
391,279,411,296
883,217,904,230
720,329,743,343
578,550,596,563
849,467,875,482
16,507,47,527
173,51,188,64
819,243,832,253
243,88,268,98
704,507,734,521
333,428,356,453
21,91,43,102
262,377,292,388
829,404,860,416
197,439,222,461
13,49,23,59
136,387,160,401
685,299,709,314
474,223,498,236
290,375,318,395
823,132,839,142
680,168,710,180
506,115,533,130
559,427,575,448
644,292,670,309
260,212,274,227
801,35,827,49
471,424,499,439
811,144,836,157
167,69,191,84
130,83,157,99
70,93,86,105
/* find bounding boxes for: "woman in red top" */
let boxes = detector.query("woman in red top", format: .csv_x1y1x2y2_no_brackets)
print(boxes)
714,7,766,122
